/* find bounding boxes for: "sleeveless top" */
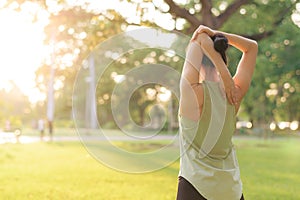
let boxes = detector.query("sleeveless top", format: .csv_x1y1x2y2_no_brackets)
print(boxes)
178,81,242,200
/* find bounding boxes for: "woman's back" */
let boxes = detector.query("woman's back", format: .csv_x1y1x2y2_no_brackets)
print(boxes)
177,25,257,200
178,80,242,199
180,80,236,161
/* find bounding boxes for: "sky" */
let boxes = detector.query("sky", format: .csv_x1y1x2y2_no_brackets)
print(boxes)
0,1,49,103
0,0,179,103
0,0,299,104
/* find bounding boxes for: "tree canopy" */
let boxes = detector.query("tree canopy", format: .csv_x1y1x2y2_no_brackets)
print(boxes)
1,0,299,129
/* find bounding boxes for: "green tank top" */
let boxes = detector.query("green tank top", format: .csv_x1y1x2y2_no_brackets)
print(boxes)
178,81,242,200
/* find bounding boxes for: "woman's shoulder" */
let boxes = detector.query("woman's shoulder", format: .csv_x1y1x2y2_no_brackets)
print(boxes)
179,82,204,122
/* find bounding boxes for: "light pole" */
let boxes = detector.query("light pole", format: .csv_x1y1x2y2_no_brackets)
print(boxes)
47,33,55,141
85,53,97,130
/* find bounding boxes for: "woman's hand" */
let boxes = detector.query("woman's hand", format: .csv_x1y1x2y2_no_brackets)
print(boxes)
191,25,215,41
222,78,239,105
191,25,239,105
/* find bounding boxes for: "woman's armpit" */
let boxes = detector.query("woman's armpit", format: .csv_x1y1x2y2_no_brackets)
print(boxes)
179,84,204,121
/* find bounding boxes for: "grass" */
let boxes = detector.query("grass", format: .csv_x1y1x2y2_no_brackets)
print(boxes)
235,138,300,200
0,141,178,200
0,134,299,199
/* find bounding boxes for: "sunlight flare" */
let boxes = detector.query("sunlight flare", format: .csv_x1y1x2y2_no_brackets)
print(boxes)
0,6,48,103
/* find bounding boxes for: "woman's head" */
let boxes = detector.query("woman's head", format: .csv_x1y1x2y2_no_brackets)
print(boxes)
211,33,228,65
200,33,228,82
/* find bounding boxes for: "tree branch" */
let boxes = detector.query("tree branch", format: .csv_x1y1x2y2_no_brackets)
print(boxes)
163,0,201,27
199,0,216,27
245,31,274,41
273,1,296,26
246,2,296,41
216,0,253,28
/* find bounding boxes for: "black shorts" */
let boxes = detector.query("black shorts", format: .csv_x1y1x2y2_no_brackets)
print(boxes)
176,176,245,200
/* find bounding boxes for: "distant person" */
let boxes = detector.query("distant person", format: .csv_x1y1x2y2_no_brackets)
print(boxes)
38,119,45,141
48,120,53,142
176,25,258,200
5,120,11,131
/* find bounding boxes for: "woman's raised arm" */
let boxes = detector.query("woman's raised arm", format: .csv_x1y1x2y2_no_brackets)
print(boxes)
181,41,203,86
193,32,238,105
224,33,258,97
193,25,258,98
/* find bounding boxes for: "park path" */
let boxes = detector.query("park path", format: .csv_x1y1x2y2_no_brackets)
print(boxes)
1,131,299,144
0,131,177,144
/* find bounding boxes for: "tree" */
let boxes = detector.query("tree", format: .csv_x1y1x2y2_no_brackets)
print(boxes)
38,6,128,126
41,0,300,127
0,81,32,129
5,0,298,128
137,0,297,39
126,0,299,126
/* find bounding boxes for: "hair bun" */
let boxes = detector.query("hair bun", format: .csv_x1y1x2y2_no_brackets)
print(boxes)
212,34,228,53
211,33,228,64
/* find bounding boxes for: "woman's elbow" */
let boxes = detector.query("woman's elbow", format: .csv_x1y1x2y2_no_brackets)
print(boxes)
249,40,258,53
244,40,258,55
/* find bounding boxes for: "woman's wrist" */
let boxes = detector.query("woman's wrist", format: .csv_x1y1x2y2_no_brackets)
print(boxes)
219,69,234,86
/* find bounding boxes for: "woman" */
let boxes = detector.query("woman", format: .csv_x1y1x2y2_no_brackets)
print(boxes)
177,25,258,200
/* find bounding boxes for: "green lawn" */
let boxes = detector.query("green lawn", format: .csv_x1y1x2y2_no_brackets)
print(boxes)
0,136,299,199
234,137,300,200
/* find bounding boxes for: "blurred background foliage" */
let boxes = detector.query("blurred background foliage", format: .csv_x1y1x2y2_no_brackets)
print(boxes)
0,0,299,133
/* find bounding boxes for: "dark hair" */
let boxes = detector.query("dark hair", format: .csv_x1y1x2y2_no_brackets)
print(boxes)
211,33,228,65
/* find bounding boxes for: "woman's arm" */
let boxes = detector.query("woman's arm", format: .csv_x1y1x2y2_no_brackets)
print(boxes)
179,40,204,121
193,26,258,97
193,32,237,105
181,41,203,86
224,32,258,97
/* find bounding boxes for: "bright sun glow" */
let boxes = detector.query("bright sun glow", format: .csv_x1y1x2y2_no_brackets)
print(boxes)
0,0,175,105
0,0,298,104
0,5,48,103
